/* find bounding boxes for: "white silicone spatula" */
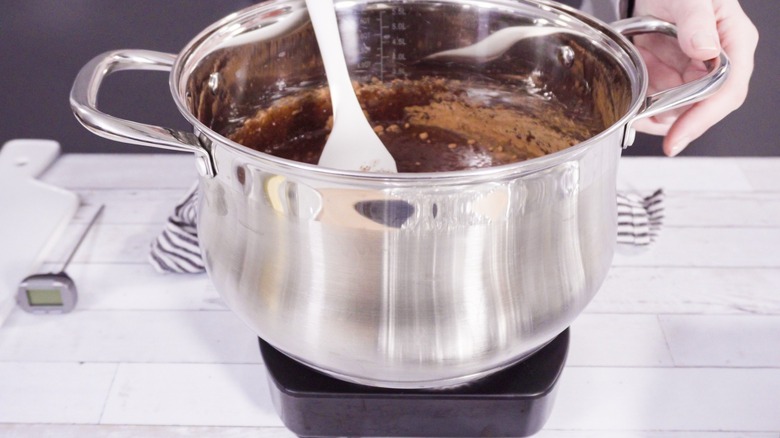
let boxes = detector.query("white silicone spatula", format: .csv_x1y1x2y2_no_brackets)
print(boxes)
425,26,579,63
305,0,397,173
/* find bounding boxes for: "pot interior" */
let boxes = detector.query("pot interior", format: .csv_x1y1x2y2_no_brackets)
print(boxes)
178,0,635,172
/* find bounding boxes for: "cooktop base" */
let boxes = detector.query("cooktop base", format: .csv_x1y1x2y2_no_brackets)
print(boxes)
259,328,569,438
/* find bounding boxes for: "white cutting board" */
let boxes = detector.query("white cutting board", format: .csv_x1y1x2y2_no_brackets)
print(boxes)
0,139,79,325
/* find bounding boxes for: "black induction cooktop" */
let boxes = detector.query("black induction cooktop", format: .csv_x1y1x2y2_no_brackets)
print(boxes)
259,328,569,437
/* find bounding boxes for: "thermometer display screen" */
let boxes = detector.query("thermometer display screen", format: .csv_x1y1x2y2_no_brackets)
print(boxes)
18,274,77,314
26,289,65,306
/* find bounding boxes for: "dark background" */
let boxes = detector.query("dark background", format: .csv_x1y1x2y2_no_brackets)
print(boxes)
1,0,776,156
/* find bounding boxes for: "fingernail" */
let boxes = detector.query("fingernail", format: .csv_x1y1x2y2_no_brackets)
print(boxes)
669,137,690,157
691,32,720,52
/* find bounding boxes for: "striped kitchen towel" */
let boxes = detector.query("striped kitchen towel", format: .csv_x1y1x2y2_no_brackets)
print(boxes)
617,188,664,246
149,184,204,274
149,185,665,274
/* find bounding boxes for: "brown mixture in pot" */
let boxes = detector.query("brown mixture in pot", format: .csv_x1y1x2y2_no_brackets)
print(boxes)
227,76,604,172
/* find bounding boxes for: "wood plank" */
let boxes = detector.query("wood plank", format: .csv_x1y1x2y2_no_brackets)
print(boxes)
590,267,780,315
99,363,283,427
660,314,780,367
73,189,189,224
537,431,778,438
547,367,780,432
0,309,260,364
663,192,780,227
0,362,117,424
738,158,780,192
42,154,196,190
44,224,159,264
37,263,221,311
612,227,780,268
0,425,297,438
567,314,673,367
617,157,753,193
0,308,710,369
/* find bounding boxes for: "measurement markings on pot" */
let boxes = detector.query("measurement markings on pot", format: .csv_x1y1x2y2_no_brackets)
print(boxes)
356,7,411,81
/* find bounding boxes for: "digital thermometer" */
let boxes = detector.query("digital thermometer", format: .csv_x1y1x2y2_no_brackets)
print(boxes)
17,273,77,314
17,205,104,314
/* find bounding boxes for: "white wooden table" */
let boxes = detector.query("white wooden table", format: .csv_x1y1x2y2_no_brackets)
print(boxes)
1,154,779,437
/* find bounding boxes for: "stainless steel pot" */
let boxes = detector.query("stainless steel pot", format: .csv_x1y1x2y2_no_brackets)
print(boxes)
71,0,728,388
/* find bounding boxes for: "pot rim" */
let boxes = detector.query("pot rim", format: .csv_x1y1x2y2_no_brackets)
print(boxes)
170,0,647,184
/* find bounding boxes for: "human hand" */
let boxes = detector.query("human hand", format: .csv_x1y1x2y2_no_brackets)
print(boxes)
631,0,758,156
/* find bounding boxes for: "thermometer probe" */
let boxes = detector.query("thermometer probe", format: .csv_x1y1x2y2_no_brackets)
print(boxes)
16,205,104,314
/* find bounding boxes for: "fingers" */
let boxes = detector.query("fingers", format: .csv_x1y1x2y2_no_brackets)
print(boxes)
716,1,758,109
632,117,672,137
662,0,759,156
629,0,758,156
671,0,721,61
632,41,693,138
662,68,750,156
636,45,685,93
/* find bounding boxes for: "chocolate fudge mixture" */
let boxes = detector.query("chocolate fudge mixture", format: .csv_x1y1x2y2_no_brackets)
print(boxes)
227,76,604,172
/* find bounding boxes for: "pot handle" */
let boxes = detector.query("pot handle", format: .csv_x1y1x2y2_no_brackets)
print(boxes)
70,49,217,177
611,16,730,145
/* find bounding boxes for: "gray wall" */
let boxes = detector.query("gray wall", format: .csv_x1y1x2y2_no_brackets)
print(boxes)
1,0,776,156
